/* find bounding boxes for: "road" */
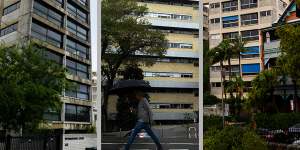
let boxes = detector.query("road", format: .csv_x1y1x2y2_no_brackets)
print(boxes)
102,138,199,150
102,125,199,150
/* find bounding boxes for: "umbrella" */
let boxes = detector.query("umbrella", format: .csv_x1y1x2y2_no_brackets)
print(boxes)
109,80,151,94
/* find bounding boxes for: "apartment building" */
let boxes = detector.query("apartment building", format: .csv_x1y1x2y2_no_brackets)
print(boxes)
261,0,300,111
207,0,288,98
106,0,203,123
0,0,92,132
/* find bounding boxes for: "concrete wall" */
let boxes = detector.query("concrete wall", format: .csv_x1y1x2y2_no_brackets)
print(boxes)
63,134,96,150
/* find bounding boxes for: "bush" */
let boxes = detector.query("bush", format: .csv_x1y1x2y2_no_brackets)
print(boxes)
204,116,223,131
204,93,221,105
255,113,300,129
204,126,267,150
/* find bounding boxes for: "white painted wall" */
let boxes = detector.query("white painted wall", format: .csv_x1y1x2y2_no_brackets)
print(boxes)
63,134,96,150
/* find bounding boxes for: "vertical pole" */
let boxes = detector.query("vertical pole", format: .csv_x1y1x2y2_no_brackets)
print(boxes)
198,0,204,149
221,67,225,128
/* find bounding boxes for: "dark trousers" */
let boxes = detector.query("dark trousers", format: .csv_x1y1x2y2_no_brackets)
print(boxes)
124,121,162,150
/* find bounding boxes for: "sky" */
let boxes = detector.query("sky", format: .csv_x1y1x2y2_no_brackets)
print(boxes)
91,0,98,72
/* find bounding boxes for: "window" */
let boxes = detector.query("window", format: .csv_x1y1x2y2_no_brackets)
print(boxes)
3,1,20,15
65,104,90,122
260,10,272,17
241,30,259,41
210,3,220,8
44,108,60,121
66,59,89,79
210,18,220,24
211,82,221,87
144,72,193,78
79,0,88,6
31,22,63,48
241,46,259,58
222,16,239,28
65,82,90,100
44,50,63,64
67,20,88,41
0,23,17,37
168,43,193,49
241,0,257,9
67,39,89,59
242,63,260,75
223,32,239,40
222,1,238,12
144,12,192,20
241,13,258,26
33,1,63,27
151,103,193,109
67,2,88,23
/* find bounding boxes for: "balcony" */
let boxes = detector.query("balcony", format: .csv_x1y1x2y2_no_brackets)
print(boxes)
264,40,281,64
145,17,199,30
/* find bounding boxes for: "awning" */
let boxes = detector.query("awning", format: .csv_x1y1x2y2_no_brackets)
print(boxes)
242,64,260,73
222,16,239,21
241,46,259,54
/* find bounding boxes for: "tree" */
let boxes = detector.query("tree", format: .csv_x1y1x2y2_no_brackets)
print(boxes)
225,75,245,115
231,35,247,77
0,42,67,135
276,25,300,112
248,70,278,113
101,0,168,130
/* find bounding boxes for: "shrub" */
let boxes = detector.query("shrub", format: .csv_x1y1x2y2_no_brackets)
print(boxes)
204,126,267,150
255,113,300,129
204,116,223,131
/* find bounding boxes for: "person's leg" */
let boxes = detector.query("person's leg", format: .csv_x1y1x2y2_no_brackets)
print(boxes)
143,124,162,149
124,122,143,150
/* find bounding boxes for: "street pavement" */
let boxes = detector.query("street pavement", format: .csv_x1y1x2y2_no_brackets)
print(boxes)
102,125,199,150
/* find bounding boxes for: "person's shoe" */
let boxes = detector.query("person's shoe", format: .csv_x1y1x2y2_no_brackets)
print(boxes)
157,145,163,150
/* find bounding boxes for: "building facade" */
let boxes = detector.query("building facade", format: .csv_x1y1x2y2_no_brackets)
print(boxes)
106,0,203,123
207,0,288,98
0,0,92,132
261,0,300,111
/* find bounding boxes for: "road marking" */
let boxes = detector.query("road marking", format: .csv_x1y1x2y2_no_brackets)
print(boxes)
102,143,197,145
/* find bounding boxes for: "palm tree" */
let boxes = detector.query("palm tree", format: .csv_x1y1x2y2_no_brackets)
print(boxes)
231,35,247,77
225,75,245,115
250,69,279,112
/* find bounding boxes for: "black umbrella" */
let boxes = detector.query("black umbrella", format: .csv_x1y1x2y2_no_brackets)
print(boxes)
109,80,151,94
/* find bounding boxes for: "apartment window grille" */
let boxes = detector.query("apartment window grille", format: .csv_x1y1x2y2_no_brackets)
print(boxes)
144,12,192,20
241,0,257,9
260,10,272,17
66,58,89,79
33,1,63,27
67,38,89,59
241,13,258,26
31,22,63,48
67,2,88,23
210,3,220,8
223,32,239,40
144,72,193,78
65,104,90,122
0,23,17,37
3,1,20,15
67,19,88,41
210,18,220,24
65,82,90,100
241,30,259,41
168,42,193,49
222,16,239,28
222,1,238,12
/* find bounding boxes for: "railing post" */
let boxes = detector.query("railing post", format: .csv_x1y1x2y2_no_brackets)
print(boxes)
5,135,11,150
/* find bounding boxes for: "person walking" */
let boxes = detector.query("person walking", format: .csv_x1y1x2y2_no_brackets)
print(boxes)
124,90,163,150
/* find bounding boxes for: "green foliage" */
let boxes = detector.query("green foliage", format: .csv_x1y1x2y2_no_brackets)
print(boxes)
101,0,168,130
204,127,267,150
0,42,67,134
204,92,221,105
122,64,144,80
247,69,278,112
204,116,223,131
255,113,300,129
